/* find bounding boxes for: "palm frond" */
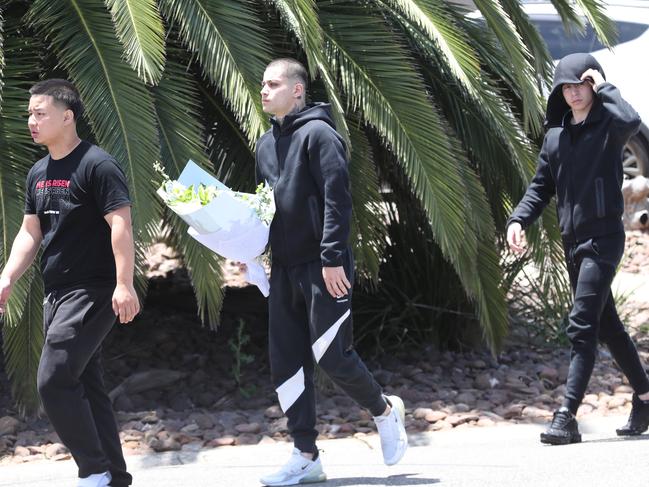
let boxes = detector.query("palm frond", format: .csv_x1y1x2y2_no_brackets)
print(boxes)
199,84,256,192
105,0,166,84
384,1,537,200
549,0,615,46
2,268,44,416
0,13,45,415
319,2,507,348
0,21,42,327
570,0,616,47
151,57,224,327
472,0,544,135
28,0,164,252
346,115,385,284
499,0,554,85
377,0,482,92
157,0,271,143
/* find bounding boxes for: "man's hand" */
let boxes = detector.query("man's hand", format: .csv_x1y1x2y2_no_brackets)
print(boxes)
506,222,527,254
112,282,140,324
581,68,605,92
0,276,13,314
322,266,351,298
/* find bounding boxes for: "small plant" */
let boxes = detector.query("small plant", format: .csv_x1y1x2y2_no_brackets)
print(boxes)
228,319,256,397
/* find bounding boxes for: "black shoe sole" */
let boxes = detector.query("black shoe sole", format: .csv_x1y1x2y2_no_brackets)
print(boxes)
616,428,648,436
540,432,582,445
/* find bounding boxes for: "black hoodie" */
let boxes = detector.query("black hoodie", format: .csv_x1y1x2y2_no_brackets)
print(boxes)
255,103,351,267
508,53,641,243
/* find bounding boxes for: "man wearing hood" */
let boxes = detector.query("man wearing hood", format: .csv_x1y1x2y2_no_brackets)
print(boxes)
507,53,649,445
256,58,407,485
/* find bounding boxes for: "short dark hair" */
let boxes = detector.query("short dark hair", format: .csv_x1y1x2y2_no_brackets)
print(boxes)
266,58,308,89
29,79,84,122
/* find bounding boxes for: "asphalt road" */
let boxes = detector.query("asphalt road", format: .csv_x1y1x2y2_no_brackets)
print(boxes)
1,414,647,487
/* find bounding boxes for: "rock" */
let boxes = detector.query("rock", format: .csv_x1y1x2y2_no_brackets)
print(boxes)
264,405,283,419
455,392,477,405
477,417,495,427
614,385,634,394
538,366,559,382
503,404,525,419
189,369,210,386
45,443,68,459
372,369,395,386
191,413,214,431
577,404,594,416
474,373,493,390
141,412,160,424
268,418,288,435
14,446,30,457
149,437,181,452
195,392,217,408
431,420,453,431
15,430,37,447
522,406,552,419
114,395,134,411
206,436,236,447
412,408,434,420
51,453,72,461
236,433,260,445
608,396,627,408
453,403,471,413
412,373,437,387
180,423,200,433
181,442,203,453
0,417,22,437
235,423,261,434
424,410,448,423
445,414,479,427
258,435,276,445
169,394,193,411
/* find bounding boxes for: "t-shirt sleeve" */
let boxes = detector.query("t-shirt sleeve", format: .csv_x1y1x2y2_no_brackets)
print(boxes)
91,159,131,215
24,170,36,215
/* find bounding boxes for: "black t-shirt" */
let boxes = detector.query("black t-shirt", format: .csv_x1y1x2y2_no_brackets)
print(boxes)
24,140,131,292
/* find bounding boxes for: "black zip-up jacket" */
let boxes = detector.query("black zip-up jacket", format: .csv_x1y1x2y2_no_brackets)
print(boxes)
508,53,640,243
255,103,351,267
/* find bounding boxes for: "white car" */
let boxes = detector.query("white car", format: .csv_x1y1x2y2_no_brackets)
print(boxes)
523,1,649,178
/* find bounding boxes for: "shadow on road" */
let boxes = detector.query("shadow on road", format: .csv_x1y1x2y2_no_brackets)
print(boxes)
582,435,649,445
322,473,439,486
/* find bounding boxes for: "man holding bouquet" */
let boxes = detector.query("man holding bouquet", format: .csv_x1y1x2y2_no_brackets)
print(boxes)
0,79,138,487
256,58,408,486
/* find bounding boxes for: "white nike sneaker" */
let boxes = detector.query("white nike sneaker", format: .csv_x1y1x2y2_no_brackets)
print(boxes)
260,448,327,486
374,395,408,465
77,471,112,487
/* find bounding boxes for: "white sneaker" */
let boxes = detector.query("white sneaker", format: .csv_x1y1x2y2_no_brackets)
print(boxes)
260,448,327,486
374,395,408,465
77,471,112,487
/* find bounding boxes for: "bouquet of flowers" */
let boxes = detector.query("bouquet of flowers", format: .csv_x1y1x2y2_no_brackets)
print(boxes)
155,161,275,296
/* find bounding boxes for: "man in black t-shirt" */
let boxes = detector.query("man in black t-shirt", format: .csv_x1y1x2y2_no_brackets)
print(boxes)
0,79,139,487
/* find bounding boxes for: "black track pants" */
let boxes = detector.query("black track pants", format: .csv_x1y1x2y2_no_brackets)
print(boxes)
562,232,649,414
37,286,131,486
268,252,386,453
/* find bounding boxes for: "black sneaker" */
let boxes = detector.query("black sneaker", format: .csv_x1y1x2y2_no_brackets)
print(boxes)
616,394,649,436
540,407,582,445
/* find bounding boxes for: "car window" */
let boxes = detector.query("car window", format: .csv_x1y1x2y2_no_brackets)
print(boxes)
532,19,648,59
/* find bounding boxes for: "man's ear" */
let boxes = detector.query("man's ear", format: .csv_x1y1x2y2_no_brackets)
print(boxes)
294,82,305,99
63,109,75,125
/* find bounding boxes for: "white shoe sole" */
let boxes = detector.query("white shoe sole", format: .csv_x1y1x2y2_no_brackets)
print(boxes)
261,471,327,486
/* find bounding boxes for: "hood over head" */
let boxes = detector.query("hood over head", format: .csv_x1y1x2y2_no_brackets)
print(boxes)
272,102,335,133
545,52,606,127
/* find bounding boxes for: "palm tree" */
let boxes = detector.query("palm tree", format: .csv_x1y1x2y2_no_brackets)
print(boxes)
0,0,613,413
